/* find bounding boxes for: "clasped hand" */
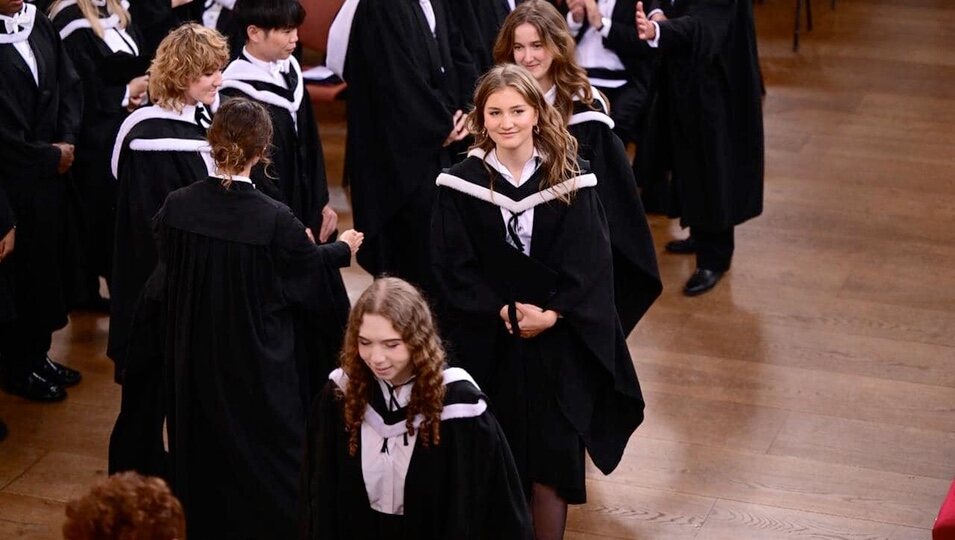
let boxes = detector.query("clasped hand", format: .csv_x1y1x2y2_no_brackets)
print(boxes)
499,303,559,339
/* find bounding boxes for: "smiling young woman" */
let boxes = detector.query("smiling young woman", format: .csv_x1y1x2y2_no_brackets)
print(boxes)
431,64,646,540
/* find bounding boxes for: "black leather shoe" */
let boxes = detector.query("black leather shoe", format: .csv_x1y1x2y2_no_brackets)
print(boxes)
665,237,697,254
683,268,723,296
2,371,67,402
38,357,82,387
0,419,7,441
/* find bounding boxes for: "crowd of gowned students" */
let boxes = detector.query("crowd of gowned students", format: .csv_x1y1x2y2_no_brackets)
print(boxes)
0,0,764,538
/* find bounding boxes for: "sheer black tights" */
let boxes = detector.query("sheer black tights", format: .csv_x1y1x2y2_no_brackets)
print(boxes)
531,482,567,540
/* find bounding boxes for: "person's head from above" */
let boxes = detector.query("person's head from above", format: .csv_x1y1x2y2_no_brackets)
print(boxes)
339,277,447,456
48,0,130,35
236,0,305,63
0,0,24,16
468,64,579,197
492,0,593,119
62,472,186,540
149,23,229,111
207,97,273,182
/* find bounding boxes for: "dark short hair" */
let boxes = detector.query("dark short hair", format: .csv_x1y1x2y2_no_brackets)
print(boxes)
235,0,306,33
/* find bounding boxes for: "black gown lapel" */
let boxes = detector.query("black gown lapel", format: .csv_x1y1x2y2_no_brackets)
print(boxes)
409,0,444,82
1,43,36,86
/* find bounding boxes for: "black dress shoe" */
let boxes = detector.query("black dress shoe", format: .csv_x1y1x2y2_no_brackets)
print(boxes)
683,268,723,296
665,237,697,254
2,371,67,402
0,419,7,441
38,357,82,387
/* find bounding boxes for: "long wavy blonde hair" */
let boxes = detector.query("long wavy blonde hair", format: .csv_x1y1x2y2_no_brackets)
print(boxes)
49,0,130,38
493,0,595,122
468,64,580,203
339,278,447,457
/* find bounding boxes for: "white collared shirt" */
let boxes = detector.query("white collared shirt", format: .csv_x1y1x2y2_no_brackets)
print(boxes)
418,0,436,36
361,377,417,515
212,173,254,186
242,46,290,89
566,1,627,88
486,148,542,256
12,40,39,85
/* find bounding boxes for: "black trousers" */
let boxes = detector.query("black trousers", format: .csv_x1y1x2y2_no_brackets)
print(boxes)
0,321,52,378
690,226,735,272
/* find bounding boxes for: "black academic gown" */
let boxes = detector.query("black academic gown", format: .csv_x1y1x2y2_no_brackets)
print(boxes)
128,0,203,59
648,0,764,229
221,54,350,391
0,6,84,332
448,0,509,75
301,367,533,540
342,0,476,288
431,153,645,502
108,105,212,381
51,2,148,284
568,94,661,335
115,177,353,540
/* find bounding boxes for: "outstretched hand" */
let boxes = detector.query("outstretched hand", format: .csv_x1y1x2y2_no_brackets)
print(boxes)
338,229,364,254
635,1,656,41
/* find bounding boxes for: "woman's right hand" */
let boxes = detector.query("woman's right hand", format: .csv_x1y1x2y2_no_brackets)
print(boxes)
338,229,364,254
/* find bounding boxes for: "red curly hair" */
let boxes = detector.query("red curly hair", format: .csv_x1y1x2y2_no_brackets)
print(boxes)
339,278,447,457
63,472,185,540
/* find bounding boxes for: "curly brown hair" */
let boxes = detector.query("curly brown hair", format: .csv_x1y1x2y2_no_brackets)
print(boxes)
62,472,185,540
493,0,595,122
339,278,447,457
468,64,580,203
148,24,229,112
207,97,273,186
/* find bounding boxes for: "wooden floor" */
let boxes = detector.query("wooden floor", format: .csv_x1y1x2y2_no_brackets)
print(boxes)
2,0,954,537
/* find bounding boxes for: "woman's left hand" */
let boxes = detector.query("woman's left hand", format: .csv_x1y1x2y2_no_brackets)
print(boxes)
514,303,559,338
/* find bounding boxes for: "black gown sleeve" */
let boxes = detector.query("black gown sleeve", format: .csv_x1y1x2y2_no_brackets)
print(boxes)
657,0,737,57
272,207,351,310
54,26,83,145
430,187,504,316
299,382,342,539
471,412,534,539
62,32,128,121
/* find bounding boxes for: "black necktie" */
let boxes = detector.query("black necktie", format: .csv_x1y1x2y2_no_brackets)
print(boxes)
281,67,298,92
506,211,526,253
194,104,212,129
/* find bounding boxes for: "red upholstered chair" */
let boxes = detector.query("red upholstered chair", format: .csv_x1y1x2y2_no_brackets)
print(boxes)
934,479,955,540
299,0,347,104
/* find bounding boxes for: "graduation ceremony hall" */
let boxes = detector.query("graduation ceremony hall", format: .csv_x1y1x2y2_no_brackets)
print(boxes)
0,0,953,538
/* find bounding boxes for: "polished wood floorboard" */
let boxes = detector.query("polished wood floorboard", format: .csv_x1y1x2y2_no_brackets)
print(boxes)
1,0,954,537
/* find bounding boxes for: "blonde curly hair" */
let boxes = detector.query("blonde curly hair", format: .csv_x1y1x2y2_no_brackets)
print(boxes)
62,472,185,540
339,278,447,457
148,24,229,111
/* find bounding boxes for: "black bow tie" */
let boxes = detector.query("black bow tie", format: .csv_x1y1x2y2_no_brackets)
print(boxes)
194,104,212,129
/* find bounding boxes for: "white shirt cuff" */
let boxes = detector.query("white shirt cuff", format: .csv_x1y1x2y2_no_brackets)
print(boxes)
598,17,612,37
121,86,130,108
648,8,664,19
215,0,237,9
648,21,661,48
566,11,583,31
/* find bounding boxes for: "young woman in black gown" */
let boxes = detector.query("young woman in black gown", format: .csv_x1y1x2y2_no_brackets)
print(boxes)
301,277,532,540
431,64,645,540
